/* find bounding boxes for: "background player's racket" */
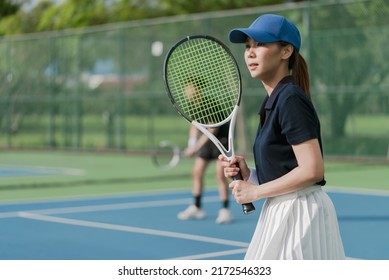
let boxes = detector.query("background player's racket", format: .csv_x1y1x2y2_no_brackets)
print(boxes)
163,35,255,214
152,140,183,169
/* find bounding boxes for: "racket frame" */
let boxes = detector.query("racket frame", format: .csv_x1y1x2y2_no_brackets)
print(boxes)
163,35,242,162
163,35,255,214
152,140,182,169
191,106,239,162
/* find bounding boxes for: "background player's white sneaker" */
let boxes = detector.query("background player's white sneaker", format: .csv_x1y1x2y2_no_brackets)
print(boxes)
216,208,233,224
177,205,206,220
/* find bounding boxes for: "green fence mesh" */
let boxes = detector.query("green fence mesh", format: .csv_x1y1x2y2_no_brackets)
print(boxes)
0,0,388,159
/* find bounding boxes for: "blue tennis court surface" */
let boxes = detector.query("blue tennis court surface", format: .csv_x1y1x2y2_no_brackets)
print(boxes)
0,188,388,260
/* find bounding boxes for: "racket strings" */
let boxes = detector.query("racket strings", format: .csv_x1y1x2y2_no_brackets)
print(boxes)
166,37,240,125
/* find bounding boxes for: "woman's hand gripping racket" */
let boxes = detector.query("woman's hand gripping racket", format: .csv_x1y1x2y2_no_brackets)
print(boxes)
163,35,255,214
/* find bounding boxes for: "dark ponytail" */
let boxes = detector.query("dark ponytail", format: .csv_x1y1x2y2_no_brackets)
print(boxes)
280,42,311,100
291,53,310,99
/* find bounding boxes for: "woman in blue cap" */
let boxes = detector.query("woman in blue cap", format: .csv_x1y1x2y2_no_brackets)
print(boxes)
219,14,345,259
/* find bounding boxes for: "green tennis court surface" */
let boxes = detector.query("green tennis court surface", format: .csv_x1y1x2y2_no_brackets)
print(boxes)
0,151,388,259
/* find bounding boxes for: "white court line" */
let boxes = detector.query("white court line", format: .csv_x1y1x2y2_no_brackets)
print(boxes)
2,192,250,259
325,186,389,197
0,196,220,218
3,189,362,260
0,164,84,176
3,187,386,219
0,188,192,205
168,248,247,260
18,211,249,248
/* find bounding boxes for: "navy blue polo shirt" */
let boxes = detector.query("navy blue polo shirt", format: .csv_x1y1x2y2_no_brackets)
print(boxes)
253,76,325,186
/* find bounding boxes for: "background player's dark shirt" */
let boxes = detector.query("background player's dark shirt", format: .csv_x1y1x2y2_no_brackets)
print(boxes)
191,96,230,160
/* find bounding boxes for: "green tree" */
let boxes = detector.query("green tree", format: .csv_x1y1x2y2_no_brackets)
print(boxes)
309,0,389,138
0,1,54,35
157,0,285,15
0,0,20,17
0,0,22,35
0,0,293,34
37,0,111,31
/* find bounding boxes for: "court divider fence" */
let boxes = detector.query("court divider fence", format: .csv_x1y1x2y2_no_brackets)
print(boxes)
0,0,388,160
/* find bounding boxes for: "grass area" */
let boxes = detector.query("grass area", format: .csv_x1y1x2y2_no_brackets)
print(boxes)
2,113,388,155
2,114,190,150
0,150,194,201
325,160,389,190
345,114,389,137
0,151,388,202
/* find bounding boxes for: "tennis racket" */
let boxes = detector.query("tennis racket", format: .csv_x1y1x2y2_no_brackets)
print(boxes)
152,140,184,169
163,35,255,214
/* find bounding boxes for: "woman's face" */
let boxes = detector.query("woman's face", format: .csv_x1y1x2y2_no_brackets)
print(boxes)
244,38,287,82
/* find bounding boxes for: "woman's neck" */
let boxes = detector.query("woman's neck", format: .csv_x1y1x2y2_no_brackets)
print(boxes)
262,76,288,96
261,68,289,96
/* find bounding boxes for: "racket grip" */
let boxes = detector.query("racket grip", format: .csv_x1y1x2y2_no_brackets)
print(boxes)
232,170,256,215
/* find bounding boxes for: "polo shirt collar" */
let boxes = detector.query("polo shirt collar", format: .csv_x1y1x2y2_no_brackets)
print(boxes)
265,75,295,110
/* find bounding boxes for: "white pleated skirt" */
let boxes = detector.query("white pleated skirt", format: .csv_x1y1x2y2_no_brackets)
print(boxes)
244,186,345,260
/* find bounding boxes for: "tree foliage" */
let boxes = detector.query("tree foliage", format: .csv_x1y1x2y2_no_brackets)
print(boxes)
0,0,22,34
0,0,20,17
0,0,289,35
309,0,389,138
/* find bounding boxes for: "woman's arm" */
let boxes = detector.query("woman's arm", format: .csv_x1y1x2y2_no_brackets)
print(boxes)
184,126,217,157
228,138,324,204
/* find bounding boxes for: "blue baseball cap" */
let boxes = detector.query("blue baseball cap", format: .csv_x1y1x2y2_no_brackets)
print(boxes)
229,14,301,52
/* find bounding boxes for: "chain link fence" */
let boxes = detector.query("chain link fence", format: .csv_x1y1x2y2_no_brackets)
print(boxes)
0,0,388,159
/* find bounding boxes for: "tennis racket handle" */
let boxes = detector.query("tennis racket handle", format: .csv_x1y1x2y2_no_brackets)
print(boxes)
232,171,256,215
242,202,256,214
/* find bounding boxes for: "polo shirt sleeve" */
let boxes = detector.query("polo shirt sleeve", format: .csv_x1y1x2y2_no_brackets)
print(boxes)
279,94,320,145
247,168,259,185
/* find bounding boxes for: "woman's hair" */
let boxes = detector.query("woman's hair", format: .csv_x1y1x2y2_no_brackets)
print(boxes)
280,42,311,99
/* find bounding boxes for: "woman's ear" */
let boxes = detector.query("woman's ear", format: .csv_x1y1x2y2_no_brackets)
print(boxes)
281,44,294,60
